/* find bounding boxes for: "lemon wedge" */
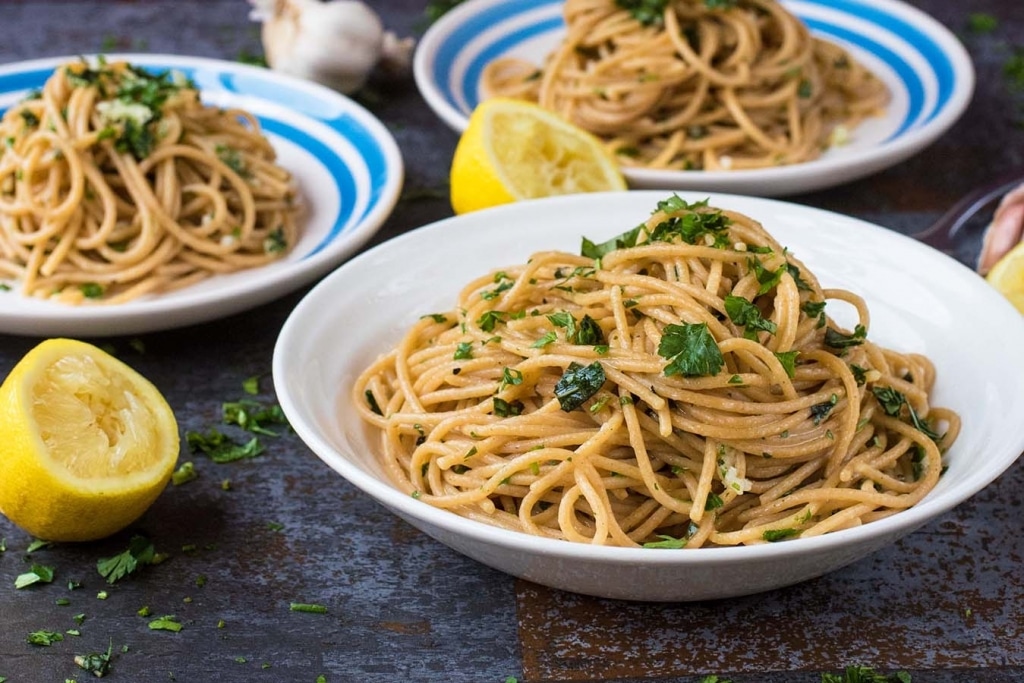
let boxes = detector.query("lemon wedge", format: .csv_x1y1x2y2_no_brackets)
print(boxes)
0,338,179,541
985,240,1024,314
450,98,627,215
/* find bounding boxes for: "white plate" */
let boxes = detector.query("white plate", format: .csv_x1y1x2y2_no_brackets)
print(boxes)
414,0,974,196
274,191,1024,602
0,54,403,337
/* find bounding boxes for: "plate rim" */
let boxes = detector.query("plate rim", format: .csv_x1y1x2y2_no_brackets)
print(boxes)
0,53,404,336
274,190,1024,567
413,0,975,194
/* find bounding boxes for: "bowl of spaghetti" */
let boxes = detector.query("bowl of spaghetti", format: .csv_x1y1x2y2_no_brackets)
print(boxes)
0,54,403,336
274,191,1024,601
414,0,974,196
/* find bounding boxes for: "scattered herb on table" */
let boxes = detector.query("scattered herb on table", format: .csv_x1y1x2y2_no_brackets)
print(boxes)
820,666,911,683
74,641,114,677
97,535,158,584
222,399,289,436
27,629,64,646
15,564,55,589
289,602,328,614
26,538,53,553
186,429,264,463
148,615,183,632
966,12,998,33
171,461,198,486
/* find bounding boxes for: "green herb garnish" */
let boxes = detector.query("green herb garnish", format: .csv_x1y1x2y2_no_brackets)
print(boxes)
97,535,157,584
553,361,606,412
15,564,55,589
724,295,777,340
658,322,723,377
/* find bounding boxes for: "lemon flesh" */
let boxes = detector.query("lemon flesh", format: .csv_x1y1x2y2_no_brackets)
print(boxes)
450,98,626,215
0,338,179,541
985,240,1024,314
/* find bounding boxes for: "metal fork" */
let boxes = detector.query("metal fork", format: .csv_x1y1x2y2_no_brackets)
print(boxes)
913,171,1024,264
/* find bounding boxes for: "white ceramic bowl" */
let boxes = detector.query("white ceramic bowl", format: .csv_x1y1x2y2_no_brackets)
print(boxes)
274,192,1024,601
413,0,974,196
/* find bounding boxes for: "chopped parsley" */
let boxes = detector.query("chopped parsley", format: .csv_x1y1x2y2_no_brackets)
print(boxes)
498,367,524,392
477,310,506,332
724,295,777,339
643,534,689,549
775,350,798,378
871,386,942,441
966,13,998,33
553,361,606,412
15,564,55,589
749,257,786,295
705,492,724,510
97,535,158,584
454,342,474,360
547,311,605,345
215,144,248,177
648,196,731,247
79,282,105,299
26,538,53,553
186,428,264,462
27,630,64,646
422,313,448,324
658,322,724,377
615,0,670,26
581,224,643,259
222,399,289,436
289,603,328,614
763,528,799,542
242,375,260,395
849,364,869,385
75,642,114,677
824,324,867,349
493,398,525,417
531,331,557,348
802,299,827,327
820,666,912,683
171,461,198,486
810,394,839,425
148,615,183,632
365,390,383,416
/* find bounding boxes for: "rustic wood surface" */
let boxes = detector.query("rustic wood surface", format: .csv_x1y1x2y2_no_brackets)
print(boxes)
0,1,1022,682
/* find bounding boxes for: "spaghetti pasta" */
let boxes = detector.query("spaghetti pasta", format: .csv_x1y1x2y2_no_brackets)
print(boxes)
482,0,889,171
354,197,959,548
0,58,299,304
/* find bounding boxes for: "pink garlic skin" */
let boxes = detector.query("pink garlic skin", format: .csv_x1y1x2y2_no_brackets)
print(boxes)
978,182,1024,275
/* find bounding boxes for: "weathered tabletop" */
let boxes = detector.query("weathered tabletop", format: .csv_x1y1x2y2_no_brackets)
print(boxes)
1,1,1022,682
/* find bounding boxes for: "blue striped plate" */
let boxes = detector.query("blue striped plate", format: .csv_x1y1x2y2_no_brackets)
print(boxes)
0,54,403,336
414,0,973,196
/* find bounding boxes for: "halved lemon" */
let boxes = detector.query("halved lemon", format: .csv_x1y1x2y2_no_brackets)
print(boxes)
0,338,179,541
985,240,1024,314
450,97,627,215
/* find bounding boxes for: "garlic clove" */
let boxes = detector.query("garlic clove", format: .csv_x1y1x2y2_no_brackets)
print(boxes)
252,0,397,95
978,181,1024,275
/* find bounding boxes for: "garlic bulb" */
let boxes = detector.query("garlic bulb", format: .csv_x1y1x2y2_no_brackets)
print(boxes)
248,0,415,95
978,181,1024,275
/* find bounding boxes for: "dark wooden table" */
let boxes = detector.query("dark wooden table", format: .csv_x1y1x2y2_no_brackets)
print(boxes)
1,1,1022,682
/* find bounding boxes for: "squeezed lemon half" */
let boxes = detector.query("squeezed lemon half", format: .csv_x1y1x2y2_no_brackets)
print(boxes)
0,338,179,541
986,240,1024,314
449,98,627,215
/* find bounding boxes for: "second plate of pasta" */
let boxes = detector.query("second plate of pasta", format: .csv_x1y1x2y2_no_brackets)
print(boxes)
414,0,974,196
0,54,403,336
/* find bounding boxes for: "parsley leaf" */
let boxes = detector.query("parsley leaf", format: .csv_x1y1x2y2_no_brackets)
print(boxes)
763,528,799,542
27,630,64,646
810,394,839,425
222,399,289,436
802,299,827,328
658,322,724,377
821,666,912,683
493,398,525,417
15,564,55,589
96,535,157,584
748,257,786,295
775,351,798,378
724,295,777,340
75,642,114,677
187,428,264,463
454,342,473,360
148,615,183,632
824,324,867,349
581,225,643,259
643,534,688,549
614,0,670,26
648,196,730,246
477,310,506,332
553,362,606,412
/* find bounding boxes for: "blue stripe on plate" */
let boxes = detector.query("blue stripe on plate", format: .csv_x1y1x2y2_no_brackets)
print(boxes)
820,0,955,116
261,118,354,258
433,0,558,104
464,16,564,106
325,112,390,221
803,18,923,138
